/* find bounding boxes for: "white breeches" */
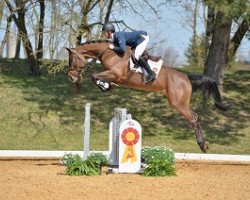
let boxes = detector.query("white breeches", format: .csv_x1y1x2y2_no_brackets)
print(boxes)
134,34,149,60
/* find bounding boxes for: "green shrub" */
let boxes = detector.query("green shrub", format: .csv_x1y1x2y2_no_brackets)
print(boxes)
62,153,108,176
141,147,176,176
87,152,109,168
62,153,82,166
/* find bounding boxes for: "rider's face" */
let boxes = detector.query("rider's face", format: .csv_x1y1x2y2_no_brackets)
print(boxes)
103,31,111,39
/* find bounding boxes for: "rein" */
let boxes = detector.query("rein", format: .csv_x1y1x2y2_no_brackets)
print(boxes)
79,47,109,70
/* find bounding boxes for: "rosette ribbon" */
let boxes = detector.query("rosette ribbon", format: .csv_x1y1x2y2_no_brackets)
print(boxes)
121,127,139,163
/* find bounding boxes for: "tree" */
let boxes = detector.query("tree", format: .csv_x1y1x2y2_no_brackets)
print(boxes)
227,13,250,63
36,0,45,60
203,0,250,89
185,34,206,68
5,0,41,76
204,9,232,89
75,0,100,45
0,1,5,27
104,0,114,23
179,0,207,68
187,0,201,67
0,15,12,58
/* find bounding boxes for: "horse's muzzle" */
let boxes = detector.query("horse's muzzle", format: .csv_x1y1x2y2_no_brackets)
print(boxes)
68,75,78,83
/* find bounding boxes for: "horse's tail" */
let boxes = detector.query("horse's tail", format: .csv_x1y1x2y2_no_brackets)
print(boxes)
187,74,228,111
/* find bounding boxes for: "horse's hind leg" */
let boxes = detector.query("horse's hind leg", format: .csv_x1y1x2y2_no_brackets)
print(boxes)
173,105,208,152
189,111,209,152
165,87,209,152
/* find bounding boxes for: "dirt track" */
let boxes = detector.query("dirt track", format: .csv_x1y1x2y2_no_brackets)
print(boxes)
0,160,249,200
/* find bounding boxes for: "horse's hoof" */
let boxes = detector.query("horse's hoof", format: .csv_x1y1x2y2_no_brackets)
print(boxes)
110,82,118,87
201,141,209,153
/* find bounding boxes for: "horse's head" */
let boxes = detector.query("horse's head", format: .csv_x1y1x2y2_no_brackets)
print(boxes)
66,47,86,83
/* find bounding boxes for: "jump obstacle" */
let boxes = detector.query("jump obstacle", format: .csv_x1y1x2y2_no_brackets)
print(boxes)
83,104,142,173
1,103,250,164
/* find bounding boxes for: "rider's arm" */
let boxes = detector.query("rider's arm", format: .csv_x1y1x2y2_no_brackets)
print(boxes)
114,34,126,54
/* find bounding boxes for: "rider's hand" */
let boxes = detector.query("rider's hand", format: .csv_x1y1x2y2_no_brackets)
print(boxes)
109,44,114,50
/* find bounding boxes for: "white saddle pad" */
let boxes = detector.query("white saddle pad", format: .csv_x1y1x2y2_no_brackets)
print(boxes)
130,58,163,76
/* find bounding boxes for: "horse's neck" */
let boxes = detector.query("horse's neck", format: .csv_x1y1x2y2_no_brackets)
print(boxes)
77,44,108,58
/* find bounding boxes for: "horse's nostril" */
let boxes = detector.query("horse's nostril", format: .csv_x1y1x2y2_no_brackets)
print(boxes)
68,75,78,83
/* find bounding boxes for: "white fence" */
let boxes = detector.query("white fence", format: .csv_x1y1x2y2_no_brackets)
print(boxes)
0,150,250,164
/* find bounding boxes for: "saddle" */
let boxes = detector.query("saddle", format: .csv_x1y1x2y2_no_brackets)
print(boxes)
130,50,163,76
131,50,161,67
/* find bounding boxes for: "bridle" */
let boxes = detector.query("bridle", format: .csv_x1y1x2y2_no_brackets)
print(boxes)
68,47,109,74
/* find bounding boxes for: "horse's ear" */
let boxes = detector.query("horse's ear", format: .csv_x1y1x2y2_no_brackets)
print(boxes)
65,47,78,54
65,47,72,53
65,47,77,53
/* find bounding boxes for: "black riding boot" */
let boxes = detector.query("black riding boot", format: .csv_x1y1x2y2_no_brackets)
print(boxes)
138,56,156,83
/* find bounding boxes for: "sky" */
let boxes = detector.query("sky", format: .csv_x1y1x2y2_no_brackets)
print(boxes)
119,2,250,65
112,2,195,65
0,1,249,65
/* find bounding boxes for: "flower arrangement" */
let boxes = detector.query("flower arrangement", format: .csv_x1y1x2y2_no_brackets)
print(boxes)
62,153,108,176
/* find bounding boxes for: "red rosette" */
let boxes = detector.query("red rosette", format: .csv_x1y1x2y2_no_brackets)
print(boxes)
121,127,139,146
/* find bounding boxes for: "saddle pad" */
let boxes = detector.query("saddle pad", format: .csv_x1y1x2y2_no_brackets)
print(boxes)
130,58,163,76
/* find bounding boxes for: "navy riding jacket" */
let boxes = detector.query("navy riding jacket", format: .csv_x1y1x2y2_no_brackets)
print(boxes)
113,30,147,54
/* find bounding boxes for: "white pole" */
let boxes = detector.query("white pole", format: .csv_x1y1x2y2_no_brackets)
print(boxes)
83,103,91,160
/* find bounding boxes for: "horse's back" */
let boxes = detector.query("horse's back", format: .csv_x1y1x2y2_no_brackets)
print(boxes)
159,66,192,94
159,65,190,82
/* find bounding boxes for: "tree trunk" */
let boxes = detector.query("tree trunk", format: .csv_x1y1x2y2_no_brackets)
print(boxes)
227,16,250,63
205,4,215,58
192,0,200,66
17,5,40,75
0,16,12,58
15,31,21,59
76,16,90,45
49,0,56,59
36,0,45,60
204,11,232,90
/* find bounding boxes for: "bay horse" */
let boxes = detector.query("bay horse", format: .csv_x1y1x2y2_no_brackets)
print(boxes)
66,40,227,153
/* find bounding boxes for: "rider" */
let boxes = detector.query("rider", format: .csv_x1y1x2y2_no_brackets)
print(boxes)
102,23,156,83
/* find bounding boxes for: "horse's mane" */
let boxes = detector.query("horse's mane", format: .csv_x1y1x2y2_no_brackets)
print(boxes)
80,39,111,46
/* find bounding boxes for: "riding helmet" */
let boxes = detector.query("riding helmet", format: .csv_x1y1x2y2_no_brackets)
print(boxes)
102,23,115,33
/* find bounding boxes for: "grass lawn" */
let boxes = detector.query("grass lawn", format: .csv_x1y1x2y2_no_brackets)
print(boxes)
0,58,249,154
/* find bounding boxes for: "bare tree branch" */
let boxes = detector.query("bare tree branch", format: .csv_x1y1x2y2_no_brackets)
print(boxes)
105,0,115,22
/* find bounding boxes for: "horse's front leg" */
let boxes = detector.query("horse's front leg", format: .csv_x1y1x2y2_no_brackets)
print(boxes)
91,70,117,92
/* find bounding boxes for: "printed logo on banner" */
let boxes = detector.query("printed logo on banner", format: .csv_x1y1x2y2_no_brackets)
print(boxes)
119,119,142,173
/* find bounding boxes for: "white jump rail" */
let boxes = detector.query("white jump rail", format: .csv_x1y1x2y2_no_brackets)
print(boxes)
175,153,250,164
0,150,108,159
0,150,249,164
